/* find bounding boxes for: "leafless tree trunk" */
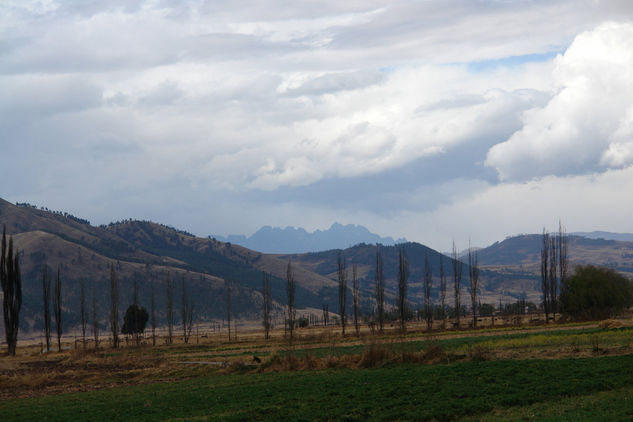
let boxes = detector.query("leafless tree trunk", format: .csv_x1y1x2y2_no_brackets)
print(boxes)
92,295,99,349
42,264,51,351
166,272,173,344
468,245,479,329
80,279,87,349
337,252,347,337
439,255,447,329
109,264,119,348
375,248,385,333
540,229,550,323
53,265,63,352
352,264,360,336
151,282,156,346
1,228,22,356
286,260,296,341
225,281,232,342
181,277,194,344
322,303,329,326
558,221,569,314
397,246,409,334
262,272,272,340
133,277,141,346
452,241,463,328
549,235,558,321
423,252,433,331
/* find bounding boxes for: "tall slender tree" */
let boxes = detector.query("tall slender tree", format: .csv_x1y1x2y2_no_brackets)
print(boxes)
42,264,51,352
109,263,119,348
132,277,141,345
423,252,433,331
181,276,194,344
397,246,409,333
337,252,347,336
452,241,463,328
53,265,63,352
352,264,360,336
166,272,174,344
468,245,479,328
92,294,99,349
80,279,87,349
375,248,385,333
558,221,569,313
286,260,296,341
225,281,232,342
439,255,447,329
1,227,22,356
151,282,156,346
540,229,551,323
262,272,272,340
549,235,558,321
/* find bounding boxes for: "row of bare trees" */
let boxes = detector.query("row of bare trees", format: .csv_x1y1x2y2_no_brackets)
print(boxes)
39,262,197,352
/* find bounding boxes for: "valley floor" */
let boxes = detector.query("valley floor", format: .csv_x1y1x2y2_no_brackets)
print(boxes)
1,319,633,420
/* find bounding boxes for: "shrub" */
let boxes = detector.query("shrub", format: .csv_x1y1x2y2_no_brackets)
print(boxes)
561,265,633,320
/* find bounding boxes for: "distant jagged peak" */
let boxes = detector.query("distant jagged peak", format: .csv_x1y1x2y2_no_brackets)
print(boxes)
212,222,407,254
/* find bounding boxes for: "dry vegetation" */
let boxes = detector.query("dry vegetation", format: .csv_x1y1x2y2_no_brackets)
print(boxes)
3,316,633,402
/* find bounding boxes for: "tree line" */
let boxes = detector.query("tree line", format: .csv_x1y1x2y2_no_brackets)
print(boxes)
275,243,481,339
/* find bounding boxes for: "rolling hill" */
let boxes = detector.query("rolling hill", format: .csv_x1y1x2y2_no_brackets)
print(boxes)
4,197,633,335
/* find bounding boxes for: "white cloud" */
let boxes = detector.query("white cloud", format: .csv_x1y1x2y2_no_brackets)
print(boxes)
4,1,633,246
486,22,633,181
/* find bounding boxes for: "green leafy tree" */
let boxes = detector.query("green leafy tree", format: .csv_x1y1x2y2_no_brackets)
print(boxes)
561,265,633,320
121,304,149,336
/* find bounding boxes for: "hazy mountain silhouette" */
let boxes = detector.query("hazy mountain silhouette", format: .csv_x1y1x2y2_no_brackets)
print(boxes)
212,223,407,253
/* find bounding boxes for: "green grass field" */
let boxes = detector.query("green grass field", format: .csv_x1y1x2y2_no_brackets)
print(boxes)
3,353,633,421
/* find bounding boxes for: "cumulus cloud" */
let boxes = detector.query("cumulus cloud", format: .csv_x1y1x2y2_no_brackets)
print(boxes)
4,1,633,247
486,22,633,181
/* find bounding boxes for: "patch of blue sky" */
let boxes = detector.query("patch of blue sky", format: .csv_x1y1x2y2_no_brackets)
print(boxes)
465,50,562,72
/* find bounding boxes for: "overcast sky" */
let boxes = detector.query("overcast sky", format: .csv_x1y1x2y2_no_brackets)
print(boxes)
3,0,633,251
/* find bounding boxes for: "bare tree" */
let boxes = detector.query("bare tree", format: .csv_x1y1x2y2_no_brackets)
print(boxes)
151,282,156,346
166,272,174,344
132,277,141,346
53,265,63,352
549,235,558,321
42,264,51,352
109,264,119,348
452,241,463,328
80,279,87,349
352,264,360,336
1,227,22,356
286,260,296,341
337,252,347,336
468,245,479,329
322,303,329,326
558,221,569,314
397,246,409,333
262,272,272,340
181,277,194,344
225,281,232,342
423,252,433,331
439,255,447,329
92,295,99,349
375,248,385,333
540,229,550,323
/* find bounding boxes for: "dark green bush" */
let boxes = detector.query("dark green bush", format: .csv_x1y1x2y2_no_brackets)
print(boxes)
561,265,633,320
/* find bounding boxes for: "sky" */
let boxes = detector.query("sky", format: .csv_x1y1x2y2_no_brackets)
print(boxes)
2,0,633,252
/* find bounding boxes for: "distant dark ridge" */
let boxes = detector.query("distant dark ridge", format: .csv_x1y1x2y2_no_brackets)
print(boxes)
212,222,407,254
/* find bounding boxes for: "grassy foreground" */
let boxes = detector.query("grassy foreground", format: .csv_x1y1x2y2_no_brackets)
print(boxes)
2,353,633,421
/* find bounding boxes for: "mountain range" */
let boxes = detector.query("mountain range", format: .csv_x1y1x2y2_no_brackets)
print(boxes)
3,197,633,335
212,223,407,254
